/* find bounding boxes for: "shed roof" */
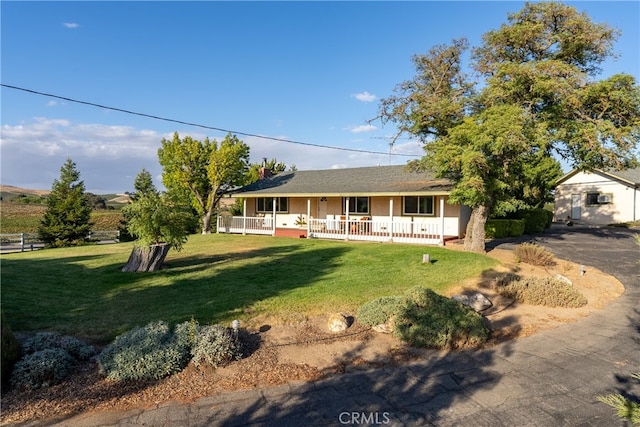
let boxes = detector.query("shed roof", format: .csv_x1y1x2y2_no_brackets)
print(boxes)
232,165,453,197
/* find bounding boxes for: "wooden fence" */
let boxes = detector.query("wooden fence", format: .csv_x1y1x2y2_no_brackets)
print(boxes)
0,230,120,252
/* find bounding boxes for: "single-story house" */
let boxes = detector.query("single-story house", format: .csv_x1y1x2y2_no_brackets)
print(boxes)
218,165,471,245
554,168,640,224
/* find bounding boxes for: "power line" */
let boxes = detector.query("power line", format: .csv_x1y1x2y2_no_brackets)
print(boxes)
1,83,421,158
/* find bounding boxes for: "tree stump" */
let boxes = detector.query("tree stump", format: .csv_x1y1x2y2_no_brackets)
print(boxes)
121,243,171,272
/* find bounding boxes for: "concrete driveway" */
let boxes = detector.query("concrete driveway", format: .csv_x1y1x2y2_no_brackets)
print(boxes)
50,225,640,426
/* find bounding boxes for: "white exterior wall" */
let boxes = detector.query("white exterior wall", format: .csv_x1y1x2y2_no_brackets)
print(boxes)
555,171,639,224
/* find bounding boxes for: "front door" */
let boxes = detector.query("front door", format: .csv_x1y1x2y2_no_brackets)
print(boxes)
571,194,581,220
318,197,328,219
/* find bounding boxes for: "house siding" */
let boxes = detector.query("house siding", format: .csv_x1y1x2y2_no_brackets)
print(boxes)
555,170,639,224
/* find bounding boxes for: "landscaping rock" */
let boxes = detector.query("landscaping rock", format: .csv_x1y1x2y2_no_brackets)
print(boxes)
452,293,493,313
327,313,349,333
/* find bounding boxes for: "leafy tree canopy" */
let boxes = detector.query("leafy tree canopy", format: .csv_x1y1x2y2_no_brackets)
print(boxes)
158,132,250,234
378,2,640,252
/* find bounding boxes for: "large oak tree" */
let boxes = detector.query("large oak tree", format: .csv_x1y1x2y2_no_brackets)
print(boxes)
378,2,640,252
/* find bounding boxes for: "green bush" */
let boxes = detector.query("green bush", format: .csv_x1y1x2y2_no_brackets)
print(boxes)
356,296,405,327
10,348,76,390
393,287,489,350
515,209,553,234
22,331,95,361
513,243,556,266
495,275,587,308
191,324,242,368
485,219,525,238
98,321,192,381
1,313,22,392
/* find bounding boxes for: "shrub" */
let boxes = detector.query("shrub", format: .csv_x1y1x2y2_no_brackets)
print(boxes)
494,276,587,308
191,324,242,368
1,313,22,392
513,243,556,267
393,287,489,350
485,219,525,238
98,321,191,381
22,331,95,361
515,209,553,234
356,296,405,327
10,348,76,390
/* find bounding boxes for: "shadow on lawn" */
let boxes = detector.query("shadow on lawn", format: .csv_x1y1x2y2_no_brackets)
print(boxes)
1,243,353,342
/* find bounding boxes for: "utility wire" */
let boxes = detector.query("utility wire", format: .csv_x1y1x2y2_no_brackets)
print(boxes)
1,83,420,158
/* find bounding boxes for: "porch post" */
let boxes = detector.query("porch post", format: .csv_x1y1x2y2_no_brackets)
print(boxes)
242,198,247,235
272,197,277,236
439,196,445,246
307,198,311,235
389,198,394,241
345,198,350,240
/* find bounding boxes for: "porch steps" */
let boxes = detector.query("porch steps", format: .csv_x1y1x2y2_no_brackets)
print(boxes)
274,228,308,238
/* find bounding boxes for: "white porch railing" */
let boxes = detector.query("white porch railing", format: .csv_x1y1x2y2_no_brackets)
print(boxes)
217,216,447,245
217,216,274,235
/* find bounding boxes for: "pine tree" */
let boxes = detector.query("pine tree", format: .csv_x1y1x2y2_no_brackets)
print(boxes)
38,158,93,247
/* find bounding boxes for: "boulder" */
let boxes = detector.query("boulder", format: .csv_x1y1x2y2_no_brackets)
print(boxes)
452,293,493,313
327,313,349,333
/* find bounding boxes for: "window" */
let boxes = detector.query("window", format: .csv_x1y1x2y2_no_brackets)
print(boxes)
586,192,611,206
403,196,434,215
343,197,369,214
256,197,289,213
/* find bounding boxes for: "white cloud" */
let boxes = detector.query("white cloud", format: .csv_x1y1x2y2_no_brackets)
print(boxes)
0,118,422,193
63,22,79,29
47,100,58,107
353,91,377,102
0,118,164,192
349,124,377,134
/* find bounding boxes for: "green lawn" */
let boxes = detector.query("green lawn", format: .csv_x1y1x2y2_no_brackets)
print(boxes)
0,234,497,343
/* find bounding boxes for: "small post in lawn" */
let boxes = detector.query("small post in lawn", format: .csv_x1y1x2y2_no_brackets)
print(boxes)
423,254,431,264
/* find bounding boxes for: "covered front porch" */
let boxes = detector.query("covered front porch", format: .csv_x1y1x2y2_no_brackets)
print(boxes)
217,197,459,245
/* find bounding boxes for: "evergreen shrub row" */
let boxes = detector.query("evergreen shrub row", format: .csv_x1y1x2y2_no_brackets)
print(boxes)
485,219,525,238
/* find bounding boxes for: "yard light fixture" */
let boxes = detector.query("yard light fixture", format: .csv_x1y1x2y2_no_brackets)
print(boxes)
580,265,586,276
231,319,240,339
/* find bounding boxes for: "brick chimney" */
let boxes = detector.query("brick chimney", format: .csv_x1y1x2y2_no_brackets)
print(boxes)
259,167,272,180
259,158,272,179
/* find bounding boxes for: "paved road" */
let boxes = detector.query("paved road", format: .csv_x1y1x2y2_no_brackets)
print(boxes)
40,226,640,426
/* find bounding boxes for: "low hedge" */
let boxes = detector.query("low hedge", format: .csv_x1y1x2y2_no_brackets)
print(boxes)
485,219,525,238
515,209,553,234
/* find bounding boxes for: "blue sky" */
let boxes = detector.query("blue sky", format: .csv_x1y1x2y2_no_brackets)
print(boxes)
2,1,639,193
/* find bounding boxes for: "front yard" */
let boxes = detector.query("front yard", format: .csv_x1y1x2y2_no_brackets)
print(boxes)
0,234,496,343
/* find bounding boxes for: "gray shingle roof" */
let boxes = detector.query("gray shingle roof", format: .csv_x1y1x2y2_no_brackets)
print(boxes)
232,165,453,196
610,167,640,185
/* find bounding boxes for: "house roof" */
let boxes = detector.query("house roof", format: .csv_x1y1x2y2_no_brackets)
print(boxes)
231,165,454,197
557,167,640,187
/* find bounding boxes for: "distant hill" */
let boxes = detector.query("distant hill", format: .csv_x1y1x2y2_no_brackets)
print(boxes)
0,185,130,205
0,185,50,197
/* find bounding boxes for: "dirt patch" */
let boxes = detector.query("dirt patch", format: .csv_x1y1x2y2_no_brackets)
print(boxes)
0,247,625,425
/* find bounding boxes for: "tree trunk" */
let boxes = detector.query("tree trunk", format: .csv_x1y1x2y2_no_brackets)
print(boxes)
121,243,171,272
463,205,490,253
